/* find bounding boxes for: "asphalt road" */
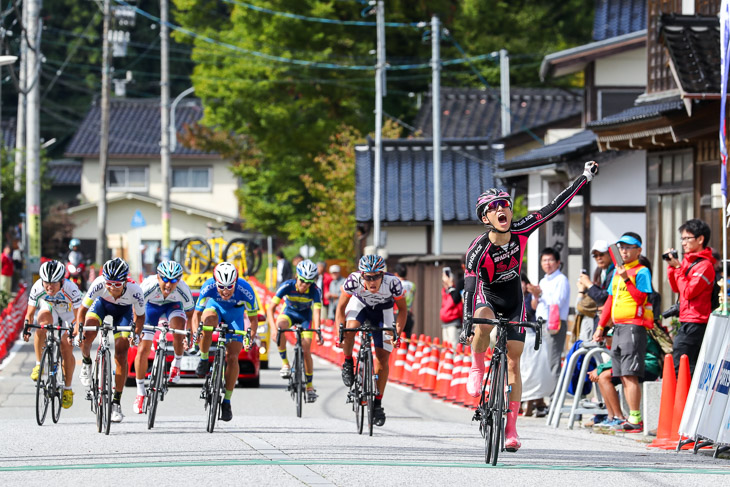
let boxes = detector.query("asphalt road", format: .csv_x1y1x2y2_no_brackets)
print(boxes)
1,338,729,486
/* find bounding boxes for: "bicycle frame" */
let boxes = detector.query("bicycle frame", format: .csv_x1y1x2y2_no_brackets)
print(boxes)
281,325,322,418
471,316,542,465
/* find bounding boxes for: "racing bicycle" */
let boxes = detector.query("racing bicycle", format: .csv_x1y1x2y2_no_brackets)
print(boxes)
23,319,74,426
280,325,323,418
195,322,251,433
340,322,397,436
470,315,543,465
142,321,190,430
82,321,133,435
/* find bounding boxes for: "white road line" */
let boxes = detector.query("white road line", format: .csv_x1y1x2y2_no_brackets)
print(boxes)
241,433,336,486
0,340,25,371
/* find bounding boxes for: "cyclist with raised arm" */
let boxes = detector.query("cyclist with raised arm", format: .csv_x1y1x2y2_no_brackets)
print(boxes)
336,255,407,427
462,161,598,452
267,259,323,403
133,261,194,414
191,262,259,422
23,260,82,409
74,258,145,423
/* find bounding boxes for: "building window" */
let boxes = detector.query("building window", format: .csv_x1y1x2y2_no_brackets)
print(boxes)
172,166,211,191
597,89,645,120
108,166,148,191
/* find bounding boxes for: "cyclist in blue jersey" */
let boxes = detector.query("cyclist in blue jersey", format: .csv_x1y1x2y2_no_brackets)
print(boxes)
191,262,259,422
267,259,324,403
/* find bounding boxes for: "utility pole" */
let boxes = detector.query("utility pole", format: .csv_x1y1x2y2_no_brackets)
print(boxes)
97,0,111,264
431,15,442,257
25,0,41,279
372,0,384,252
500,49,511,138
13,0,27,193
160,0,171,261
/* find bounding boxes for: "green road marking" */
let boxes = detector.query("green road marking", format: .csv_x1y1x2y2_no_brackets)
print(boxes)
1,459,729,474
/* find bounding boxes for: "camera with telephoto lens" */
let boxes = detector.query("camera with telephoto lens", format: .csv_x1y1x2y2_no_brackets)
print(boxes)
661,303,680,319
662,249,679,262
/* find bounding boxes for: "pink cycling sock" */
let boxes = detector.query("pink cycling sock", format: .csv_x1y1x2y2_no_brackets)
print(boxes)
505,401,520,438
471,351,486,372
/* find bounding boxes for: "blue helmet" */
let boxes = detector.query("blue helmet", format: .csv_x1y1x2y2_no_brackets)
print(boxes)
102,257,129,281
69,238,81,250
157,260,183,281
358,254,386,273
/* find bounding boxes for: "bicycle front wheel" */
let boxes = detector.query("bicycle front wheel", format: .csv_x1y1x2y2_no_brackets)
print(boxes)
295,347,304,418
207,352,224,433
51,344,64,424
354,358,364,434
101,348,113,435
147,351,164,430
486,354,505,466
35,347,51,426
365,351,374,437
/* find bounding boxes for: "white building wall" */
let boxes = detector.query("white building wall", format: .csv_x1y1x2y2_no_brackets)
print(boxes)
594,48,647,87
367,226,428,255
442,226,483,254
591,151,647,206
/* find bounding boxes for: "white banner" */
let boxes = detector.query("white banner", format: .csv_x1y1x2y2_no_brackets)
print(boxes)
717,381,730,445
696,328,730,441
678,314,729,438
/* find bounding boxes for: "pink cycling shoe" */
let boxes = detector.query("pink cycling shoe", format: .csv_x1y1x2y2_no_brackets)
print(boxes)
466,351,486,397
504,401,521,452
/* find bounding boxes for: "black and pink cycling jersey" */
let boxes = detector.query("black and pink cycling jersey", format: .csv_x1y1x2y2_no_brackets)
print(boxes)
463,174,589,324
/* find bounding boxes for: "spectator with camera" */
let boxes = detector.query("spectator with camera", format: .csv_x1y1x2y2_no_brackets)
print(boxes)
664,219,716,376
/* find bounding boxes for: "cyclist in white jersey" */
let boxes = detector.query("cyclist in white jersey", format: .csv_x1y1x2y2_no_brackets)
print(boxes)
132,261,194,414
23,260,82,409
335,255,407,427
74,258,145,422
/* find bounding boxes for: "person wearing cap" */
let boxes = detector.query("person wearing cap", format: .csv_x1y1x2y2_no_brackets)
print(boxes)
592,231,653,434
326,265,345,322
578,240,615,308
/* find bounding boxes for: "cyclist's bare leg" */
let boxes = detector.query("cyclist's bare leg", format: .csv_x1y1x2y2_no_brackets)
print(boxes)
373,347,391,396
302,336,313,375
134,339,153,386
114,337,130,393
341,319,360,357
198,311,219,355
467,307,495,397
505,339,525,451
80,316,100,358
169,315,187,357
275,317,291,364
224,341,243,393
60,332,76,387
33,309,53,362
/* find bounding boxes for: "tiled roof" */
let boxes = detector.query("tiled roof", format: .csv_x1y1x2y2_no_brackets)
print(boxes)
48,159,82,186
355,139,499,223
587,99,685,128
504,130,598,166
65,98,213,157
660,14,721,94
593,0,647,41
413,87,582,140
1,118,16,149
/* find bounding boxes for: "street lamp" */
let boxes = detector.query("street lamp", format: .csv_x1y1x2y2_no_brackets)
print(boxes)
0,55,19,251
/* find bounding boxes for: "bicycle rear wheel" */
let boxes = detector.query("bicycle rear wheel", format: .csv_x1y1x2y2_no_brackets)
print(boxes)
35,347,51,426
101,349,113,435
354,358,364,434
365,351,374,437
147,351,164,430
207,352,223,433
51,344,64,424
295,347,304,418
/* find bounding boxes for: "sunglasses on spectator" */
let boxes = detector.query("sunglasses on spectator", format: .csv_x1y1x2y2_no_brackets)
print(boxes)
160,277,179,283
105,280,125,288
617,244,638,250
362,273,383,282
216,284,235,291
486,199,511,211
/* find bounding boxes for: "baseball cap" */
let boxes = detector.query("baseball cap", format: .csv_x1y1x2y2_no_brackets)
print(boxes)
617,233,642,247
591,240,609,254
329,264,341,273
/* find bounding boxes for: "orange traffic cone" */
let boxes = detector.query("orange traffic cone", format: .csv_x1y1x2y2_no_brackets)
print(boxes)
407,335,427,386
662,354,693,450
402,334,418,386
649,354,676,448
420,339,441,392
415,337,433,390
456,347,473,406
447,344,464,403
433,345,453,398
390,332,408,383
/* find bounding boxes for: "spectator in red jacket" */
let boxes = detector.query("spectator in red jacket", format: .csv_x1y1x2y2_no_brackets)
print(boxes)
316,261,332,321
1,245,14,294
665,219,716,376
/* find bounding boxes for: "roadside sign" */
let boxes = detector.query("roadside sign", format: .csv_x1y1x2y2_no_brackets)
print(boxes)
131,209,146,228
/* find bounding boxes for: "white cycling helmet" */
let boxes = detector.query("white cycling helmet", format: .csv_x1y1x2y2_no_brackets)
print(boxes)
39,260,65,283
213,262,238,287
296,259,318,281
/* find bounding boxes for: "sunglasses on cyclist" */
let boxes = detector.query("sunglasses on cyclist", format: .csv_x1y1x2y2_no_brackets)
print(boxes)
216,284,235,291
298,277,315,284
486,199,511,211
362,273,383,282
160,277,179,283
105,280,125,288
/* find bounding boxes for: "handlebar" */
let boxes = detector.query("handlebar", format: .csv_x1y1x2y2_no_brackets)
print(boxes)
470,316,544,351
338,323,397,345
24,322,75,340
280,326,323,340
142,324,190,336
